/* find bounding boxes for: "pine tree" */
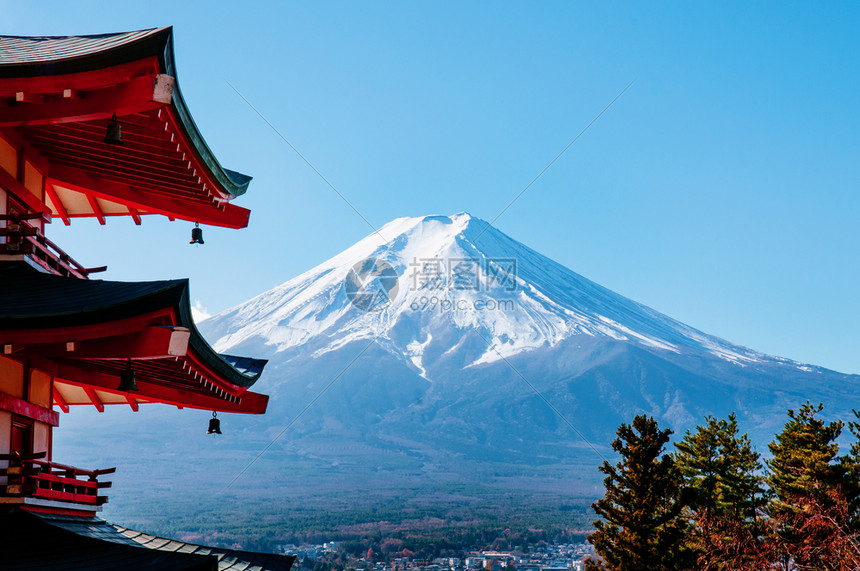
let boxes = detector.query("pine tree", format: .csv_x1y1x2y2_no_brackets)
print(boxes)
675,413,767,570
841,409,860,530
586,415,692,570
836,409,860,561
766,402,858,569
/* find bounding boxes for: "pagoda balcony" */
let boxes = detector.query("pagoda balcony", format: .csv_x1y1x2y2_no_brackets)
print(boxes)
0,452,114,510
0,214,106,279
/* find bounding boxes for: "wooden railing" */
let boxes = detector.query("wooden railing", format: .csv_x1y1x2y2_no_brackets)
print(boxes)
0,213,106,279
0,452,114,506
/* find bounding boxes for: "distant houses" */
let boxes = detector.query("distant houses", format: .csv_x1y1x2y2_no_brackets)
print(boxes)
286,541,593,571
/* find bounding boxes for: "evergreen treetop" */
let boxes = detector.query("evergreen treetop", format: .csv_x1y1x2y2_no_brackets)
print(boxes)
587,415,692,570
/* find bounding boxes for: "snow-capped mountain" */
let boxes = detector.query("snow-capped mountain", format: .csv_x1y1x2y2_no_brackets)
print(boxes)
199,212,857,456
204,213,799,378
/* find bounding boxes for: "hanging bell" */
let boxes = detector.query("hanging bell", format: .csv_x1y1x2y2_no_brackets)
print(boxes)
104,114,123,145
118,359,138,392
207,411,222,435
190,221,204,245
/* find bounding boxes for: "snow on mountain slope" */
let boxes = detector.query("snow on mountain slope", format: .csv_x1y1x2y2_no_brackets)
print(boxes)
204,213,796,377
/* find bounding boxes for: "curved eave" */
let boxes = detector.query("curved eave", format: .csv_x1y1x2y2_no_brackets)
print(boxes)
174,280,266,390
0,266,268,412
168,80,251,199
0,26,252,218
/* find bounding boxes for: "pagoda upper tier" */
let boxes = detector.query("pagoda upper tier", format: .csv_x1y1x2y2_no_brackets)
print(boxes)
0,27,251,228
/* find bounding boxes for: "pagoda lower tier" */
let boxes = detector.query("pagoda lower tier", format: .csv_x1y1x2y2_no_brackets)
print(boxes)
0,262,269,515
0,262,268,415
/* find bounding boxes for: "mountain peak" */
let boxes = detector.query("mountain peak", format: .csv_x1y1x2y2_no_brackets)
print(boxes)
415,212,485,227
374,212,488,246
204,213,797,376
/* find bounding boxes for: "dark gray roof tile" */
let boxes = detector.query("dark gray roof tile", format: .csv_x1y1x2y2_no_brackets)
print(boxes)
0,29,164,65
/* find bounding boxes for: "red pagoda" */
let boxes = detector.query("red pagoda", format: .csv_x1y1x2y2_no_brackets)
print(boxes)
0,27,292,570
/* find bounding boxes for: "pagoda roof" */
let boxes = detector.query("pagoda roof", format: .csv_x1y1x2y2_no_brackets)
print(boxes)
0,29,175,73
0,27,253,228
0,263,268,414
115,522,295,571
0,508,294,571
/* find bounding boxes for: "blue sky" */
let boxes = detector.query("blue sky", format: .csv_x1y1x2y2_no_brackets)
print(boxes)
4,2,859,374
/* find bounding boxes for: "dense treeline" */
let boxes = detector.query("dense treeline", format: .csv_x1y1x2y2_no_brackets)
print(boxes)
586,403,860,570
120,491,592,554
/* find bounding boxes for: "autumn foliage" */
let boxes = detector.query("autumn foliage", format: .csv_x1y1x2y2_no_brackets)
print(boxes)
586,404,860,570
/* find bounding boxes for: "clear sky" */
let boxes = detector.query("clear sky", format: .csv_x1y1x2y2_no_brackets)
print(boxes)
3,2,859,373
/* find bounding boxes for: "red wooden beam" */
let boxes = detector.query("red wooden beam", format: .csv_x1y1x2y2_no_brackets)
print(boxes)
0,74,175,127
44,183,71,225
11,326,191,360
82,386,105,413
86,194,106,225
125,395,139,412
15,92,45,104
0,393,60,426
0,308,173,345
61,213,135,222
27,121,185,156
129,207,142,225
0,58,160,99
23,123,204,182
47,167,250,228
47,153,205,192
21,505,101,517
51,362,268,414
25,131,191,173
0,166,52,219
32,486,98,505
50,166,205,204
53,386,70,414
69,120,184,148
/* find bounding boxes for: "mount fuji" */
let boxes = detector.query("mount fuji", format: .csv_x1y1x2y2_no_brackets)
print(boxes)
199,213,858,460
